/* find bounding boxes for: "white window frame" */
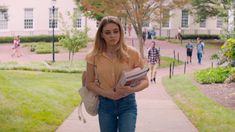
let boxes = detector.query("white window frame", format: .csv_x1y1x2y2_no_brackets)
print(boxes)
216,17,223,28
162,10,170,28
49,8,58,29
24,8,34,29
199,19,206,28
74,8,82,28
0,10,8,30
181,10,189,28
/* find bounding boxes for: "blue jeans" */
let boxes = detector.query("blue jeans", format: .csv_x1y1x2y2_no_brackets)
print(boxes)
98,94,137,132
197,52,202,64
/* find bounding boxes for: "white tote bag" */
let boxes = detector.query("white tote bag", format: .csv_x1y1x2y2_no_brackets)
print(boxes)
78,59,100,123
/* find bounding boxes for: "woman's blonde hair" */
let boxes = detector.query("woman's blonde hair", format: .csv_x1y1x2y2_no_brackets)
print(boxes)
91,16,129,62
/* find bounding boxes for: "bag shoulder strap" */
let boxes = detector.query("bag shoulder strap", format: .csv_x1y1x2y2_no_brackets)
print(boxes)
93,56,100,85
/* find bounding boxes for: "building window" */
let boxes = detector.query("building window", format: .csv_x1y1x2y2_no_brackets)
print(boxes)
217,17,223,28
24,8,33,29
77,18,82,28
74,8,82,28
49,8,58,29
199,19,206,28
162,10,170,28
181,10,189,28
0,10,8,30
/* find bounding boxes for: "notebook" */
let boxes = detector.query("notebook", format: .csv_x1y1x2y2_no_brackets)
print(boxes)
117,67,149,87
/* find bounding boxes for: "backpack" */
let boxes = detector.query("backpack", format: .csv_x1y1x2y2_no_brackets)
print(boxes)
78,62,99,123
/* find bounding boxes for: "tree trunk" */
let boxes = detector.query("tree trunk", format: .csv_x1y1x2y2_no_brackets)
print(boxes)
137,34,144,58
131,21,144,58
159,23,162,37
69,51,71,60
85,16,88,35
70,51,75,66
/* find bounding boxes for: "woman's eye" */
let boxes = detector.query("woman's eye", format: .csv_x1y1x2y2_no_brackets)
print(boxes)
113,31,119,34
104,32,111,35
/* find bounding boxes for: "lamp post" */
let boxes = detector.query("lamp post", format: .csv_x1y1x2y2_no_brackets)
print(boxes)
51,0,56,62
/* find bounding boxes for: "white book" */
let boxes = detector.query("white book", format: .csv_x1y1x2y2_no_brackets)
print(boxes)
117,67,149,87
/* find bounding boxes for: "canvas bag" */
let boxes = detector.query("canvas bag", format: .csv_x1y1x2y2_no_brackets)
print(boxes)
78,58,99,123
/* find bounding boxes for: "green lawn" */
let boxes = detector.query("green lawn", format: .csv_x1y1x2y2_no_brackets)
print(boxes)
158,56,183,68
167,39,222,49
0,70,81,132
162,74,235,132
0,60,86,73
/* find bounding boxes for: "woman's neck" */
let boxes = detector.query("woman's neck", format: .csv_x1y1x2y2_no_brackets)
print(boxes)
106,45,116,54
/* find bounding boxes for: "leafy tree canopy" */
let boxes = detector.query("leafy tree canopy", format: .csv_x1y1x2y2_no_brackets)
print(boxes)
191,0,232,22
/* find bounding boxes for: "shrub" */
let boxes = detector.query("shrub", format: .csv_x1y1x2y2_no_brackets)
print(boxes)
0,35,65,43
222,38,235,60
155,36,167,40
182,34,220,40
34,42,59,54
195,67,235,84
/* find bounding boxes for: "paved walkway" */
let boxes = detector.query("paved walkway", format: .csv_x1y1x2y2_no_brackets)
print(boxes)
0,39,217,132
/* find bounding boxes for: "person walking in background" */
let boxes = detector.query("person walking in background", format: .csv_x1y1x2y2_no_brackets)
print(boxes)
142,29,146,43
176,27,182,40
186,40,194,64
148,41,160,83
151,30,156,40
85,16,149,132
147,31,152,39
11,35,21,57
197,40,204,64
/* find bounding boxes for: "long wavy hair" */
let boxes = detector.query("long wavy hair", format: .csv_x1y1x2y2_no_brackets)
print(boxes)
91,16,129,62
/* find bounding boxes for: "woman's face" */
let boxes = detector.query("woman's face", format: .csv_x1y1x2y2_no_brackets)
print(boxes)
102,23,120,46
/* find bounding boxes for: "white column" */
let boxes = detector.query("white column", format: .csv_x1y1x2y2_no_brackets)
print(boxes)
228,2,235,32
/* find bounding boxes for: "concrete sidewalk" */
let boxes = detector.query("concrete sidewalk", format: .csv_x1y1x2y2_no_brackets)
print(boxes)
55,76,198,132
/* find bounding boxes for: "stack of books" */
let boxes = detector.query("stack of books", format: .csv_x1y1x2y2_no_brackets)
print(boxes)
117,67,149,87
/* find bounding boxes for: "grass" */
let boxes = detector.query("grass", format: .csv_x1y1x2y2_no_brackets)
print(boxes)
144,56,183,69
1,57,178,73
0,60,86,73
0,70,82,132
158,56,183,68
162,74,235,131
167,39,222,49
22,42,67,53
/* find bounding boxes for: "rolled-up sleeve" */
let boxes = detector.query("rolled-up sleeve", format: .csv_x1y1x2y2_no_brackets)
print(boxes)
85,53,95,65
131,48,144,68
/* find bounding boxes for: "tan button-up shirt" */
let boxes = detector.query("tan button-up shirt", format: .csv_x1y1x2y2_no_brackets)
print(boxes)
86,47,143,91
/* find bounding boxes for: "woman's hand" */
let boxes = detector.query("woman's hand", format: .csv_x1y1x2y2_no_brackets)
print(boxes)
105,90,123,100
115,85,132,98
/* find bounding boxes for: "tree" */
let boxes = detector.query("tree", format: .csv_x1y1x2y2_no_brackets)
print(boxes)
191,0,232,22
75,0,189,57
59,11,89,65
191,1,235,84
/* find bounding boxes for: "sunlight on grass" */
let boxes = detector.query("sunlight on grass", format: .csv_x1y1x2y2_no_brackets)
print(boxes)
162,74,235,131
158,56,183,68
0,60,86,73
0,70,82,131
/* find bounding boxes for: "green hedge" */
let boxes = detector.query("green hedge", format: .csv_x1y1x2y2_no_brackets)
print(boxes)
0,35,65,43
182,34,220,40
195,67,235,84
34,43,59,54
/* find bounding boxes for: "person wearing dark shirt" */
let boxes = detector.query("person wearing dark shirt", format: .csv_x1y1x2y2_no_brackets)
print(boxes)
186,40,194,64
